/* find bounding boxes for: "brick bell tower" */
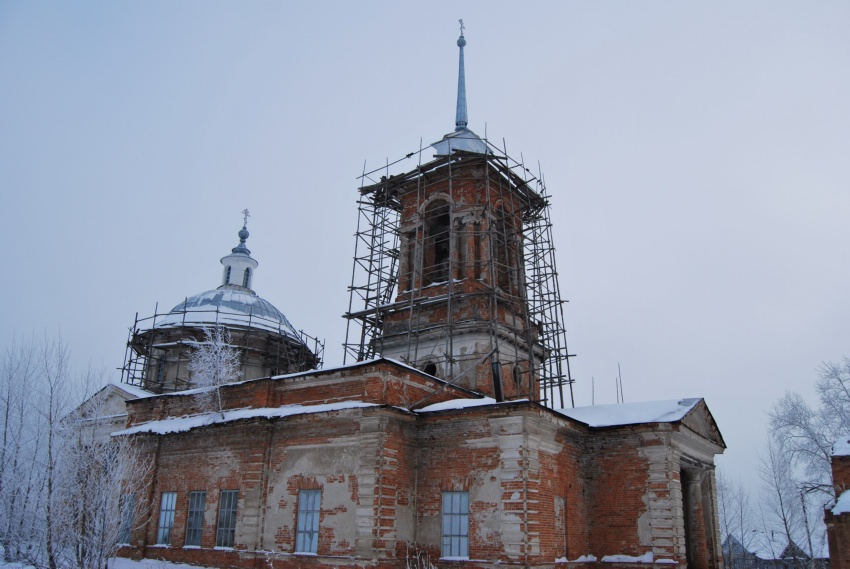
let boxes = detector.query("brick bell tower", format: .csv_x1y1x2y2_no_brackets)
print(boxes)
344,22,574,408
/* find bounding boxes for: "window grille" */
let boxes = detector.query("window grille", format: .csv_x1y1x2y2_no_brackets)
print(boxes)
185,491,206,547
118,493,135,544
156,492,177,545
216,490,239,548
296,489,321,553
441,491,469,558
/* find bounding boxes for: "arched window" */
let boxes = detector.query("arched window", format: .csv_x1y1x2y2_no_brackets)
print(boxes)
422,361,438,376
224,265,232,285
423,200,451,285
494,207,513,291
242,267,251,288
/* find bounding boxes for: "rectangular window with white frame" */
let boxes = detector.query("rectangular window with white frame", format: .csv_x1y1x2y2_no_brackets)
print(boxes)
184,491,206,547
295,489,321,554
441,491,469,559
156,491,177,545
216,490,238,548
118,493,135,545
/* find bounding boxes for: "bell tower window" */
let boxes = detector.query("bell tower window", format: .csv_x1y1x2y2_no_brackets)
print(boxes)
424,200,451,285
494,207,514,291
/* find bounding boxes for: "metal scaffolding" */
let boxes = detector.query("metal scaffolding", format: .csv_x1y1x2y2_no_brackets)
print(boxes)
120,304,324,394
343,137,575,409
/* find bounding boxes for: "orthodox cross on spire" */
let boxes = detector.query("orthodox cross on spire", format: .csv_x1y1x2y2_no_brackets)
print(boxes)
455,19,468,132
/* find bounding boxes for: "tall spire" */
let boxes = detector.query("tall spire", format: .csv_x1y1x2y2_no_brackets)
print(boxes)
432,20,487,155
455,19,468,132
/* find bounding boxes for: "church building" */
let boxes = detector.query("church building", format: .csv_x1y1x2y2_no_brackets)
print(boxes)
114,26,726,569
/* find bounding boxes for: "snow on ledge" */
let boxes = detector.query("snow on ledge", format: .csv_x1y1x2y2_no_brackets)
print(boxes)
417,397,530,413
109,381,156,400
555,399,701,428
833,436,850,456
833,489,850,515
113,401,378,436
602,553,655,563
556,554,597,563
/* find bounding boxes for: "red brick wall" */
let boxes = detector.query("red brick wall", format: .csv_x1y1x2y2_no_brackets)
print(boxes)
826,508,850,569
583,429,651,557
121,381,718,569
125,360,474,426
828,454,850,569
834,454,850,493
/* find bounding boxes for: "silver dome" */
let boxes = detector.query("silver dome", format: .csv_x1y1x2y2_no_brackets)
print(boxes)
154,287,302,341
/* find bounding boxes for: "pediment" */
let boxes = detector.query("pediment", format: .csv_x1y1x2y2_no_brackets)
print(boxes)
681,399,726,449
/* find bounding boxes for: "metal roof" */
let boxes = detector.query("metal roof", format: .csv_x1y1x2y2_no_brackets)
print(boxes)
154,286,302,341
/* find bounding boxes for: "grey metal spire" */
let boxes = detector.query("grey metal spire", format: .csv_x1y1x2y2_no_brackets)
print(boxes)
455,19,468,131
432,20,488,155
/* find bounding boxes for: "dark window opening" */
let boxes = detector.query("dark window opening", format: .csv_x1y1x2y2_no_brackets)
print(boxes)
494,208,513,291
424,201,451,285
422,361,438,376
224,265,232,285
242,267,251,288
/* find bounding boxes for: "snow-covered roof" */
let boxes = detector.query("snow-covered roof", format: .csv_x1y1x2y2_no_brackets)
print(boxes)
414,396,704,431
834,489,850,515
554,398,702,428
109,381,155,400
113,401,378,436
152,287,302,340
833,436,850,456
417,397,500,413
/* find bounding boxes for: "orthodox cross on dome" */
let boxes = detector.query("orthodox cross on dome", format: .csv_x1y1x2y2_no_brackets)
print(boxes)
455,19,468,132
242,208,251,228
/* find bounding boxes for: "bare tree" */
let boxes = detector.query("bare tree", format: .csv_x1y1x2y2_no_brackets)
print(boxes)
187,325,242,416
770,357,850,497
0,334,43,563
718,471,755,569
757,438,809,568
0,334,152,569
59,396,152,569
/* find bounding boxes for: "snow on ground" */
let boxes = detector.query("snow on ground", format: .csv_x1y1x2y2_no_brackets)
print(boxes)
0,558,212,569
111,560,211,569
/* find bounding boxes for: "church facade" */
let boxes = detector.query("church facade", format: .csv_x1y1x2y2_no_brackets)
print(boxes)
116,360,724,569
115,26,726,569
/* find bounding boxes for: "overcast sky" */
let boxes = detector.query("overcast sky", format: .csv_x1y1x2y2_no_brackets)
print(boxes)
2,2,848,493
